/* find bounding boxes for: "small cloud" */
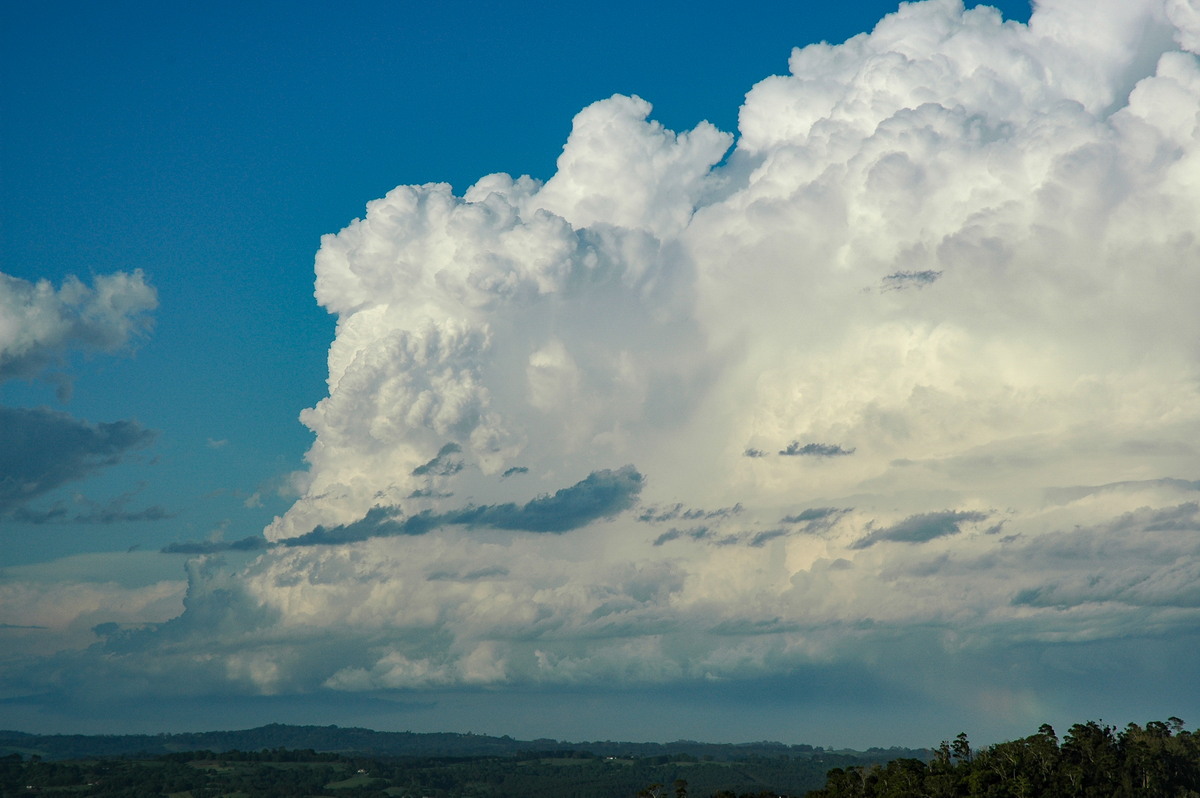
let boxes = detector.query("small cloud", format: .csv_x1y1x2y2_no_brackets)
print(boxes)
780,507,850,533
407,488,453,499
638,503,741,523
286,466,645,545
881,270,941,291
851,510,990,549
653,526,712,546
76,503,171,524
161,535,270,554
780,507,844,523
412,442,464,477
743,447,767,458
0,270,157,384
779,441,855,457
206,438,228,449
0,409,159,516
501,466,529,478
0,408,157,495
749,528,788,547
243,492,263,508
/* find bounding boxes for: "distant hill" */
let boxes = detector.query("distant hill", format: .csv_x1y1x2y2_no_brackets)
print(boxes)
0,723,925,763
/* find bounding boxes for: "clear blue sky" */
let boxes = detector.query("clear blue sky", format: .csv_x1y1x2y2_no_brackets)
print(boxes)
5,0,1200,751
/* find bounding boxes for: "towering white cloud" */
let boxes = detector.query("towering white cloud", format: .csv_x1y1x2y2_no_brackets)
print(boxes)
20,0,1200,735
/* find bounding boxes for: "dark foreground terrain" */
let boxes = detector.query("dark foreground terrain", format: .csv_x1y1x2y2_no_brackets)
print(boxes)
0,716,1195,797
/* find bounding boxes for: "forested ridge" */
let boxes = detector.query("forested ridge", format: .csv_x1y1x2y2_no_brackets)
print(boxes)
0,717,1194,797
0,725,896,762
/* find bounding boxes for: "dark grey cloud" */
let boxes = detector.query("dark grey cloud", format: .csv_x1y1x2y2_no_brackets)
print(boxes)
286,466,645,545
653,524,781,548
0,406,157,514
749,528,788,547
779,441,855,457
652,526,712,546
881,270,941,291
501,466,529,478
10,488,171,525
780,507,846,524
780,507,850,534
638,502,742,523
743,448,767,458
851,510,990,549
162,536,270,554
406,488,452,499
411,443,464,477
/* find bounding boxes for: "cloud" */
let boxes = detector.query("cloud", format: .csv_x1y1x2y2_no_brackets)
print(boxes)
0,270,156,385
851,510,991,548
0,407,157,514
748,528,789,547
161,536,269,555
9,491,172,525
284,466,644,545
652,526,714,546
637,503,742,523
881,270,942,291
411,442,465,477
780,507,845,524
0,270,160,517
9,0,1200,738
0,552,185,662
778,442,856,457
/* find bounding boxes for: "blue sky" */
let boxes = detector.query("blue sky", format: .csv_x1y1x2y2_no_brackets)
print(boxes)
4,0,1200,750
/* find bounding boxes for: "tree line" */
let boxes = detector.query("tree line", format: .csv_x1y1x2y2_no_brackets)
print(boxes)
807,718,1199,797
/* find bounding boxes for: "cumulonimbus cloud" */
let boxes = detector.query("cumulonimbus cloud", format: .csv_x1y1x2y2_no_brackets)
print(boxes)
14,0,1200,731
